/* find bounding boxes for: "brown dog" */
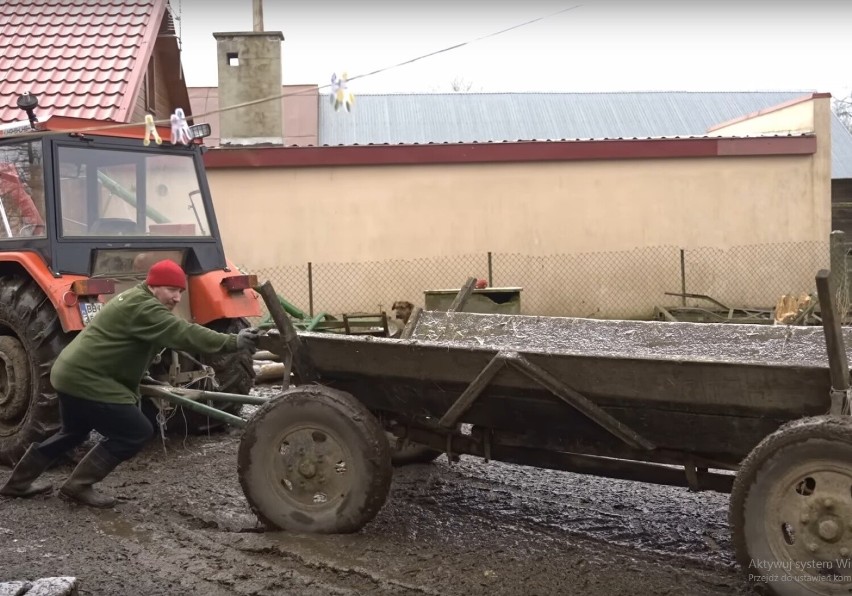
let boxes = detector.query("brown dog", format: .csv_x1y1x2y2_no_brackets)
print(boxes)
391,300,414,325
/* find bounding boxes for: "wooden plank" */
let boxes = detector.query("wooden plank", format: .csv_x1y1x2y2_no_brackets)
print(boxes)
400,307,422,340
448,277,477,312
255,281,317,383
339,376,789,463
298,335,831,415
816,268,850,414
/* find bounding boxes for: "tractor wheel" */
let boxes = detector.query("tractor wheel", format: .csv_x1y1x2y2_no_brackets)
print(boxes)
730,415,852,595
0,277,71,466
166,318,255,434
238,385,392,533
202,318,255,396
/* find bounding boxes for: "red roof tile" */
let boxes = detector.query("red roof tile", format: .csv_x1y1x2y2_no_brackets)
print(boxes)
0,0,167,124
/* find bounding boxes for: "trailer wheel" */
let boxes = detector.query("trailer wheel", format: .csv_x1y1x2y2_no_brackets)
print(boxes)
0,277,70,466
238,385,392,533
731,415,852,595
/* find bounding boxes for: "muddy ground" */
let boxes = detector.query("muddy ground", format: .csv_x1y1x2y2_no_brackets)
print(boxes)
1,387,758,596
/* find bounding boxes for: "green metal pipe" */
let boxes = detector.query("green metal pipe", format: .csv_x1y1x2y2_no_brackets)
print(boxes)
277,294,308,320
140,386,247,428
306,312,329,331
169,388,270,406
97,171,169,224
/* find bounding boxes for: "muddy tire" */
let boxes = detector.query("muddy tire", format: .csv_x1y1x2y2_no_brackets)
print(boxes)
202,318,255,396
166,318,255,434
730,415,852,595
0,277,71,466
238,385,392,533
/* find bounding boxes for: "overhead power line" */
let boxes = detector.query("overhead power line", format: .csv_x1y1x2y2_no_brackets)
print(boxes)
0,4,583,140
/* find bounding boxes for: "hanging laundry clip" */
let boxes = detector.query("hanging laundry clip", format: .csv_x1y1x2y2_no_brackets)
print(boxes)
170,108,192,145
143,114,162,146
330,72,354,112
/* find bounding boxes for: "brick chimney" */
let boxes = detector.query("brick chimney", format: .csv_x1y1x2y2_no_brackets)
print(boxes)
213,31,284,146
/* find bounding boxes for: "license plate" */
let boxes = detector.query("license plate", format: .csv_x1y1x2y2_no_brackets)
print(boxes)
78,301,104,326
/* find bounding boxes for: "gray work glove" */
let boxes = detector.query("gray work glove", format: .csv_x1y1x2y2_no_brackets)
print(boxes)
236,328,260,353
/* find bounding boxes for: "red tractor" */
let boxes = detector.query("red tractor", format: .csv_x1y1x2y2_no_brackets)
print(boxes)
0,98,260,464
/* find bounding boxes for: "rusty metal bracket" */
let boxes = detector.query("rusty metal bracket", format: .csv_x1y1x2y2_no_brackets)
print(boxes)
438,353,508,428
437,350,654,451
684,461,699,491
255,281,318,384
505,353,655,451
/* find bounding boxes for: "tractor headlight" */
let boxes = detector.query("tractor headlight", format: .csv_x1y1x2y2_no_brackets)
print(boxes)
189,123,212,140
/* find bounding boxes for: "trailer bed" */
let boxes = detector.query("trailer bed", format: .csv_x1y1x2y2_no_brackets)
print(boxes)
297,313,839,466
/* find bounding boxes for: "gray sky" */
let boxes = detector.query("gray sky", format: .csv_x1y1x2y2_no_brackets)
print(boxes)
174,0,852,100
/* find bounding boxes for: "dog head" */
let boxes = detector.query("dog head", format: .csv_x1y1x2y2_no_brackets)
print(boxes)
392,300,414,323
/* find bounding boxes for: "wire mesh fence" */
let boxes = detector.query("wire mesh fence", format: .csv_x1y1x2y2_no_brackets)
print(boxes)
242,240,830,322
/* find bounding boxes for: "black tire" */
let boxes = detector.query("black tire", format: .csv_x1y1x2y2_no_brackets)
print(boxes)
163,318,255,434
202,318,255,396
730,415,852,596
0,277,71,466
238,385,392,533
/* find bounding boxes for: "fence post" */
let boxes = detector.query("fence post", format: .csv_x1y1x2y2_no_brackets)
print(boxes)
829,231,849,319
487,251,493,287
680,249,686,306
307,262,314,318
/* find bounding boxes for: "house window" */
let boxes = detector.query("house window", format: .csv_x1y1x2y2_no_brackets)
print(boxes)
144,60,156,112
227,52,239,66
0,141,47,238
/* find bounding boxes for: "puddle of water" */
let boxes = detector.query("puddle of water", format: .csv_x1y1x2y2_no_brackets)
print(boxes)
97,511,154,544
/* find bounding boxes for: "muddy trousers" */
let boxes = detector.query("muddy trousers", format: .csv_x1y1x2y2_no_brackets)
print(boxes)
35,392,154,462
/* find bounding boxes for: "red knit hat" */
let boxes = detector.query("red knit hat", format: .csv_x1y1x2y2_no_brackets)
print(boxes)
146,260,186,289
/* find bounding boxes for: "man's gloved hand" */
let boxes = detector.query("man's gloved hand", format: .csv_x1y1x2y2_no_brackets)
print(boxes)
236,328,260,353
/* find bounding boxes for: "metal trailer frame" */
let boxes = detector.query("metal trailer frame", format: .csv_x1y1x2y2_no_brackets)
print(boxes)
138,273,852,596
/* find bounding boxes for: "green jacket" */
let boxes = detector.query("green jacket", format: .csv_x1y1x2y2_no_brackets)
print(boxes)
51,283,238,404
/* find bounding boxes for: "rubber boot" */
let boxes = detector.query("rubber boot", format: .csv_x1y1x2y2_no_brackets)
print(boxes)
0,444,53,497
59,444,120,508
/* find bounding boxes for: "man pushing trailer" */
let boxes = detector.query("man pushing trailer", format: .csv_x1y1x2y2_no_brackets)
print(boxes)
0,260,259,507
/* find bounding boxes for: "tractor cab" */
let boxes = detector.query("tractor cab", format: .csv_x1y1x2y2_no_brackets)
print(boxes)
0,112,221,272
0,103,258,332
0,99,260,463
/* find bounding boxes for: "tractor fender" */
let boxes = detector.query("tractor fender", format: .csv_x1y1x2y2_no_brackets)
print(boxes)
0,252,88,333
188,260,262,325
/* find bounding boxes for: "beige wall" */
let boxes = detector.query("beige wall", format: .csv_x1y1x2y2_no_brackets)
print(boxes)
205,98,832,319
212,155,825,265
708,95,832,243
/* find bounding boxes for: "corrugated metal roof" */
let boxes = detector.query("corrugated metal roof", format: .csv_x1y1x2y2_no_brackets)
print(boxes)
0,0,166,123
318,92,852,179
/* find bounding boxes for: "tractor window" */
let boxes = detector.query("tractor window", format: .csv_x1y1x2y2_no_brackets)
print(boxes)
57,146,213,238
0,141,47,239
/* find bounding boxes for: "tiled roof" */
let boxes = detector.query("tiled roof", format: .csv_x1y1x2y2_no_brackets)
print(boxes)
319,92,852,179
0,0,167,124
